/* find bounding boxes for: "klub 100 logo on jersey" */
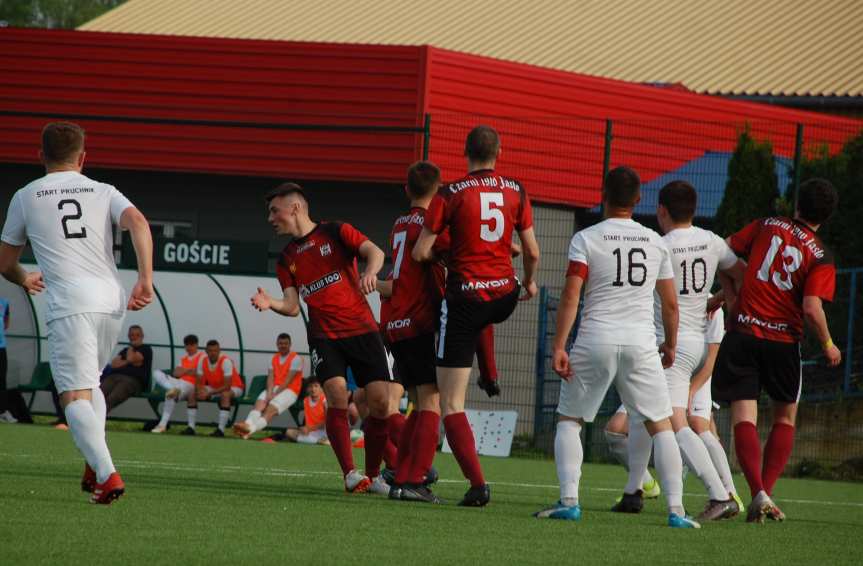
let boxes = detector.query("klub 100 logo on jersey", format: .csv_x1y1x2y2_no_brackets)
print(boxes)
299,271,342,298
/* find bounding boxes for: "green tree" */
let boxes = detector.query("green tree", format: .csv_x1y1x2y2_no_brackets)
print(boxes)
0,0,125,29
714,128,780,236
794,131,863,267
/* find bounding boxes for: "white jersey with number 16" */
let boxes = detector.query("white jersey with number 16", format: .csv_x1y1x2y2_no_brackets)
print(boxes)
1,171,133,322
568,218,673,347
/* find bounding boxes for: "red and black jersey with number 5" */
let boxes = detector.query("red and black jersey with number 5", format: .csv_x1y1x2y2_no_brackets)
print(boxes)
386,207,448,343
276,222,379,340
425,169,533,302
728,217,835,343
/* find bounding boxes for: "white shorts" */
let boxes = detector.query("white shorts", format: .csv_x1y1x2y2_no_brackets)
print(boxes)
170,379,196,401
48,312,124,394
663,339,707,408
257,388,298,414
297,428,327,444
205,386,244,400
689,377,714,420
558,343,672,423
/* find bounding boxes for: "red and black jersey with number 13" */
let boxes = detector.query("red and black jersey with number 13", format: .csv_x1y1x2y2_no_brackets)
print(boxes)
276,222,379,340
425,169,533,302
728,217,835,343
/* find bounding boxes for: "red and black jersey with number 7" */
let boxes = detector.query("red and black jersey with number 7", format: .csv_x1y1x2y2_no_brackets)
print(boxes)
728,217,835,343
425,169,533,302
276,221,379,340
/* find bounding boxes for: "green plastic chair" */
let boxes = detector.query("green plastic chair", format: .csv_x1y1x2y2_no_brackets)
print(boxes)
17,362,53,410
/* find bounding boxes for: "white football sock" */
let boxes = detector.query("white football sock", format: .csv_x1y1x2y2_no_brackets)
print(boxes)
699,431,737,496
245,410,262,433
152,369,173,390
605,430,630,469
187,408,197,429
159,398,177,428
218,410,230,432
90,387,107,429
653,430,685,516
254,415,269,431
624,420,653,494
676,427,727,501
555,420,583,505
65,399,116,484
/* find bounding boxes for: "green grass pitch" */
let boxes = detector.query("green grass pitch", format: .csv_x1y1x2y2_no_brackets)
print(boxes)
1,423,861,565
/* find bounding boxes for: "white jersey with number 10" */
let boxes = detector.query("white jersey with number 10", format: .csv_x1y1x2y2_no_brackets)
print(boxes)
568,218,674,347
1,171,133,322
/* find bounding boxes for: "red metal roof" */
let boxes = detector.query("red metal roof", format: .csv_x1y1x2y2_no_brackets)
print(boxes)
0,29,859,208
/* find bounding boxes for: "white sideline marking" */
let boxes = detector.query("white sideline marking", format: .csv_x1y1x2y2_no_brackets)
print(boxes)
3,452,863,508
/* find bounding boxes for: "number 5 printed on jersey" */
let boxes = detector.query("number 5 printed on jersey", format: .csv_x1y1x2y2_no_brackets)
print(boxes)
480,193,504,242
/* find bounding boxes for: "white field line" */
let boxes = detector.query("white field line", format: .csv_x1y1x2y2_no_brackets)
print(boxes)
3,452,863,509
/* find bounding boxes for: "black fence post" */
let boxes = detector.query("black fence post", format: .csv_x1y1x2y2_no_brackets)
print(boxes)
422,113,432,161
844,270,858,394
793,123,804,212
601,119,613,217
534,286,549,448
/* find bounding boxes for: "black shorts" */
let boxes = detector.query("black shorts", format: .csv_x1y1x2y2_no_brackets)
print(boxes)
712,331,802,404
390,333,436,387
437,286,519,368
309,332,393,388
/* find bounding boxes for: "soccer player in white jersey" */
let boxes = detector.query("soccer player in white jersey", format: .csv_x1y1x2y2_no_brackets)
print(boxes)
689,312,742,510
534,167,699,528
614,180,744,520
0,122,153,504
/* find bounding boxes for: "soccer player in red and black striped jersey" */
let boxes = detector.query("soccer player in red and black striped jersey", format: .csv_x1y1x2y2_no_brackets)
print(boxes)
414,126,540,506
251,182,394,494
713,178,841,523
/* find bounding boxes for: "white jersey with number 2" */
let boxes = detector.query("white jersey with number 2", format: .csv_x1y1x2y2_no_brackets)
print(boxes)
568,218,674,347
1,171,133,322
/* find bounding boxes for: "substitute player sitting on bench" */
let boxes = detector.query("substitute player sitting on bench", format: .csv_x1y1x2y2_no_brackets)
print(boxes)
193,339,243,437
234,333,303,439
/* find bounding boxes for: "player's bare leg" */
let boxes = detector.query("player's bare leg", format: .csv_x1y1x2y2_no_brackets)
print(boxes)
60,388,124,504
322,377,369,491
439,366,489,506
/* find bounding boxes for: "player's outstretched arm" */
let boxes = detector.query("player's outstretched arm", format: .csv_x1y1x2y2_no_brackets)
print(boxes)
358,240,385,295
655,277,679,368
120,207,154,311
518,227,540,301
551,274,584,380
0,243,45,295
803,296,842,367
251,286,300,317
412,227,438,263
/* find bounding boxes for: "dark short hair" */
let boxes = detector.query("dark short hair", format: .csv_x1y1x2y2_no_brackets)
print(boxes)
464,125,500,162
658,180,697,222
42,122,85,165
128,325,143,334
797,178,838,225
265,182,308,205
205,339,220,348
277,333,291,342
183,334,198,346
406,161,441,199
305,377,320,387
603,166,641,208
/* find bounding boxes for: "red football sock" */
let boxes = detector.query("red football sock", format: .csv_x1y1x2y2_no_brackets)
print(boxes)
388,412,406,447
394,412,419,485
443,412,485,488
734,421,764,498
408,410,440,485
363,415,389,478
383,438,398,470
476,325,498,382
325,408,354,476
762,423,795,496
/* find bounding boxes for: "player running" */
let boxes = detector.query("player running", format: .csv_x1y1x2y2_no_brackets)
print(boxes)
251,183,394,493
0,122,154,504
534,167,699,528
414,125,540,507
613,180,743,521
712,178,840,523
